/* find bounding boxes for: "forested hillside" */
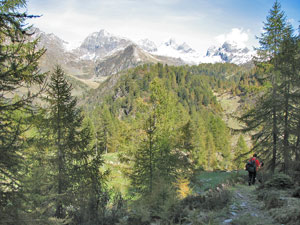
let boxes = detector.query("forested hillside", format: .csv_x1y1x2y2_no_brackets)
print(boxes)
84,63,257,174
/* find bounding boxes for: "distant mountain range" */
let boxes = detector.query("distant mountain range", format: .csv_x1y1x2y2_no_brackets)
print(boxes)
32,28,255,83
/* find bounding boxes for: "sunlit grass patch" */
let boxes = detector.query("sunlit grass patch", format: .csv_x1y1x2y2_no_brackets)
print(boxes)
192,171,235,193
102,153,130,196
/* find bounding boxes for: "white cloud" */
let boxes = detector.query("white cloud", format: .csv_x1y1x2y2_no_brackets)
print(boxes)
215,28,250,48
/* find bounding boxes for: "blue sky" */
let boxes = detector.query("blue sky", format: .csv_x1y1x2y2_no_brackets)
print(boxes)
26,0,300,54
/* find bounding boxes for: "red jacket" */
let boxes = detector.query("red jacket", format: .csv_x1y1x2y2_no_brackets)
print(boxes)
250,157,260,168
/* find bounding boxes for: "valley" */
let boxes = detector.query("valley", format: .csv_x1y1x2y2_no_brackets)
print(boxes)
1,0,300,224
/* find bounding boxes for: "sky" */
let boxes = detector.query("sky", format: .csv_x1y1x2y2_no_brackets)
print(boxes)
26,0,300,54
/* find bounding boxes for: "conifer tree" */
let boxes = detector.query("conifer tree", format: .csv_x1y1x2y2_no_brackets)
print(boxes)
276,29,298,172
130,78,190,193
234,135,249,169
0,0,46,221
43,66,107,220
240,1,292,173
45,66,80,218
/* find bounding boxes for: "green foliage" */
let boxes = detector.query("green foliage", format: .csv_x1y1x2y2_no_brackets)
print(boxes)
191,171,233,193
0,0,46,222
20,66,111,224
130,78,191,193
263,191,285,209
240,1,300,174
264,173,294,189
234,135,249,169
88,63,242,177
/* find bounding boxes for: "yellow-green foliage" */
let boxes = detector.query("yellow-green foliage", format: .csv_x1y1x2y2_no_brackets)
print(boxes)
234,135,250,170
174,177,192,199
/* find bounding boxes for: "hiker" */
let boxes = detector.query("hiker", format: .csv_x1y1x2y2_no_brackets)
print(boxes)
245,154,261,186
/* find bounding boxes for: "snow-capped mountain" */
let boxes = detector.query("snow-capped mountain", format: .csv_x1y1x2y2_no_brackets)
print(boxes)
76,30,133,61
139,38,202,64
32,27,255,83
203,41,254,64
139,37,255,65
137,39,158,52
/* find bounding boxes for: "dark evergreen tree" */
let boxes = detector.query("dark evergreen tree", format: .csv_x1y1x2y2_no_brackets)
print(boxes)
240,1,292,173
42,66,108,222
131,114,157,193
0,0,46,222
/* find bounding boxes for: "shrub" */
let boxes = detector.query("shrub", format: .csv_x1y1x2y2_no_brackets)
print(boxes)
288,161,300,185
231,213,259,225
270,206,300,225
263,192,285,209
202,188,232,210
292,187,300,198
264,173,294,189
125,178,180,225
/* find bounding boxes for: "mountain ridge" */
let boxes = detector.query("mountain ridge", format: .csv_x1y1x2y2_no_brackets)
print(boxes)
33,27,255,85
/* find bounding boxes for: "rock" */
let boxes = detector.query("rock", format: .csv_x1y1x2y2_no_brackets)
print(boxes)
230,211,237,216
223,219,233,223
240,202,247,207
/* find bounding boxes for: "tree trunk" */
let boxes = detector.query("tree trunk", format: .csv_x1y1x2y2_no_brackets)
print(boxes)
271,90,278,174
55,107,64,219
283,83,290,173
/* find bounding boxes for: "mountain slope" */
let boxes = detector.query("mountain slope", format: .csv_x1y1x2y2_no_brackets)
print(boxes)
93,44,185,80
74,29,133,61
33,27,256,91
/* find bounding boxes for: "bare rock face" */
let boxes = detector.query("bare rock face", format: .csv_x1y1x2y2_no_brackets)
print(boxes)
77,30,133,61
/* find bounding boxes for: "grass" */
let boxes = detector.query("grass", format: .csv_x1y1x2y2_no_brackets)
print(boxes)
192,171,236,193
101,153,247,200
102,153,130,196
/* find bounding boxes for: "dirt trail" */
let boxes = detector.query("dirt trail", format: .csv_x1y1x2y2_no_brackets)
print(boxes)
222,184,280,225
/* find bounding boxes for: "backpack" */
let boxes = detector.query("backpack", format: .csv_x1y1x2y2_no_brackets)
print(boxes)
246,158,256,173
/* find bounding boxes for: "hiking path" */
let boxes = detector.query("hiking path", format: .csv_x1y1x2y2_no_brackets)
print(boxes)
222,184,281,225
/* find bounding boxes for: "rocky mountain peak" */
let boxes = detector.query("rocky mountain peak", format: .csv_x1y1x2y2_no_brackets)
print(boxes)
78,29,133,60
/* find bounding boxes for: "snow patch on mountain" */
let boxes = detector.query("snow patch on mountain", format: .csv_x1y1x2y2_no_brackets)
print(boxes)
139,38,202,64
138,39,157,52
34,26,255,69
203,41,254,64
63,41,82,51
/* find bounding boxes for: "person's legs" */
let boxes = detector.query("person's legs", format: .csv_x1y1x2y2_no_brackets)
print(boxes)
248,172,253,186
252,171,257,184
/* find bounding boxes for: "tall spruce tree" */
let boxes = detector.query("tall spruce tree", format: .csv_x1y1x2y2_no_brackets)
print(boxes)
24,73,108,223
44,66,105,220
46,66,79,218
295,32,300,161
276,28,298,172
240,1,292,173
0,0,46,221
